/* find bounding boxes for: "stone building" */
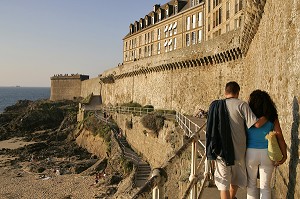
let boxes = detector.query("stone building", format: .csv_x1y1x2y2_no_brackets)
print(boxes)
123,0,244,63
50,74,89,101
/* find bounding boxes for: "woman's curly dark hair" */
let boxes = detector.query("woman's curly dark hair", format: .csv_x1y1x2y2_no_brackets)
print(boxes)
248,90,278,123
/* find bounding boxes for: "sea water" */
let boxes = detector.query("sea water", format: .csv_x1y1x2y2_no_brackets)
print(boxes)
0,87,50,113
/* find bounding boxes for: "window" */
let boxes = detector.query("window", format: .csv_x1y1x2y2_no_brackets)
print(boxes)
191,0,195,6
169,39,172,51
234,18,239,29
140,22,143,29
139,36,142,46
169,24,173,36
234,16,242,29
192,14,196,29
219,7,222,25
157,28,161,40
235,0,242,13
213,0,222,8
186,33,190,46
174,38,177,50
192,32,196,44
174,5,178,14
164,25,168,38
125,42,128,50
134,38,136,48
158,13,162,21
213,7,222,28
148,32,150,43
208,0,211,13
186,16,191,31
198,12,203,27
213,12,216,28
226,24,230,32
144,46,147,57
145,34,147,44
198,29,202,43
226,1,230,20
208,17,211,31
158,42,161,54
139,48,141,58
166,8,169,17
164,40,168,52
134,50,136,59
151,31,154,42
173,22,178,34
239,0,243,11
148,45,151,56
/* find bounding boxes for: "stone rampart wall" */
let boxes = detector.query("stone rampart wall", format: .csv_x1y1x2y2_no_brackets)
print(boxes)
50,78,82,101
241,0,300,197
81,77,101,98
112,113,175,168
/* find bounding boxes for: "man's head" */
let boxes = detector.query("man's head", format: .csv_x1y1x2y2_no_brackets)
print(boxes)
225,81,240,98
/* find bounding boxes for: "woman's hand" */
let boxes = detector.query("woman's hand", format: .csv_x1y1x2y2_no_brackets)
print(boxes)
274,155,287,166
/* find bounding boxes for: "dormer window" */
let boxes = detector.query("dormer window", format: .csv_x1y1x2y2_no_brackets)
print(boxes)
152,16,155,24
139,18,144,29
166,8,169,17
159,13,162,21
129,24,134,34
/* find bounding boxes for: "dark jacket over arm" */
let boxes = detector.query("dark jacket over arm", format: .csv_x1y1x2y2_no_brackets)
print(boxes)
205,99,235,166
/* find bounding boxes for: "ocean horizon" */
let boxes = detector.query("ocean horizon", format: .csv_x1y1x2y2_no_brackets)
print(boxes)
0,87,50,113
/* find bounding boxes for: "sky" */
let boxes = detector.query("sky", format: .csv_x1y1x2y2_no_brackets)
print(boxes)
0,0,167,87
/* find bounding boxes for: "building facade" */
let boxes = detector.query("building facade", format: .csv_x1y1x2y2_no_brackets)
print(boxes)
123,0,244,63
205,0,244,40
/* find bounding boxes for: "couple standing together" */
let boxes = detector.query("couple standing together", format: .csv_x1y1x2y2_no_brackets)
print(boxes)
206,81,287,199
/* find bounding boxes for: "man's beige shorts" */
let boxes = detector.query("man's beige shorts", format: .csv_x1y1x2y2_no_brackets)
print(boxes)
214,158,247,190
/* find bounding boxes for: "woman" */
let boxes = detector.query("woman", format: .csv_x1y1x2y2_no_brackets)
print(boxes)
246,90,287,199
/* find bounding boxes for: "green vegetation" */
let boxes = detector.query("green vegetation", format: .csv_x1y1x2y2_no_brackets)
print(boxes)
141,112,165,133
83,114,111,143
120,157,134,175
120,101,142,108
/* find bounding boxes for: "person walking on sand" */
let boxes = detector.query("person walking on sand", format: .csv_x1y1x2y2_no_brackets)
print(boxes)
206,81,267,199
246,90,287,199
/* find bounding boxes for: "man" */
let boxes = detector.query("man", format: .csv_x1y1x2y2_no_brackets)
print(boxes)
206,81,266,199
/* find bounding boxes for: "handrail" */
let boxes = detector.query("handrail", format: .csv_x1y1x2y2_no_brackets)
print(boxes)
101,106,176,117
94,110,143,186
176,112,206,149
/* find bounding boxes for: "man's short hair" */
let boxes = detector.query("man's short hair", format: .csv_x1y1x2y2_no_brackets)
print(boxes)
225,81,240,95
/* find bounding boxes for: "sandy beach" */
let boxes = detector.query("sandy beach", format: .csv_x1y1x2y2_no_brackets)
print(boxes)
0,138,110,199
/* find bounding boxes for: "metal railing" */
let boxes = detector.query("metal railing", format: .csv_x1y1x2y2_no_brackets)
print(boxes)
176,112,206,149
101,106,176,117
94,110,143,186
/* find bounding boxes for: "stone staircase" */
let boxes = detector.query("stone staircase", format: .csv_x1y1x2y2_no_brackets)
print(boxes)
117,133,151,187
135,163,152,187
94,111,151,187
